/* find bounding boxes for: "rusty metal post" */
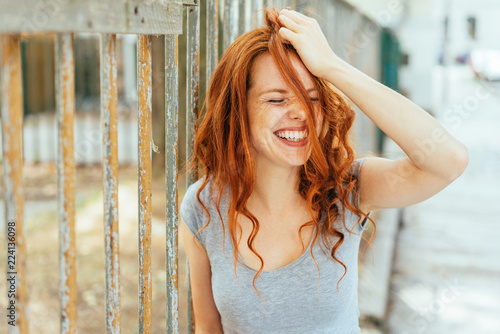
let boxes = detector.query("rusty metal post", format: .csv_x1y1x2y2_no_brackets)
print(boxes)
100,33,121,334
165,33,179,334
1,34,28,334
137,34,153,334
55,33,77,334
206,0,219,84
186,4,200,333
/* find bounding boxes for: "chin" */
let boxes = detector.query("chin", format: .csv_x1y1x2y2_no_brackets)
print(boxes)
282,153,310,167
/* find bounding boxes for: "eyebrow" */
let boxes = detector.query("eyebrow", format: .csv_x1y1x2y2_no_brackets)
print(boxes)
259,88,318,95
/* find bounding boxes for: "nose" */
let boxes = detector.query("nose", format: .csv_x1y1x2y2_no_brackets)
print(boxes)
287,102,307,121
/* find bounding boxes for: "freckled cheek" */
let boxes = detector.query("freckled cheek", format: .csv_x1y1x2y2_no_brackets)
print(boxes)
248,118,275,150
249,133,274,156
251,107,282,130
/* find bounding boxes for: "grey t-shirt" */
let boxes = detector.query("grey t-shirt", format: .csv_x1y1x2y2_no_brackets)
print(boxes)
180,159,367,334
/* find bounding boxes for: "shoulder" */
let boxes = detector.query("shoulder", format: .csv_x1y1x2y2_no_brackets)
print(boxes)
181,178,212,216
181,178,205,207
341,157,371,230
180,178,215,241
180,178,228,224
181,178,230,244
351,157,369,178
180,179,207,224
339,157,369,197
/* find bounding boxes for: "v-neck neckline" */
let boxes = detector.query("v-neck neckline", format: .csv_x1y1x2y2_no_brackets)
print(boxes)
234,224,318,276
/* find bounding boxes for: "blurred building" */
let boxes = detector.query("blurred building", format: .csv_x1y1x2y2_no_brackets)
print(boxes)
349,0,500,114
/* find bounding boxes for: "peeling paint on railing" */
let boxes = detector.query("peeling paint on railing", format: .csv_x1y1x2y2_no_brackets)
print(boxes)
1,34,29,334
185,4,200,333
100,33,121,334
137,34,153,334
223,0,235,51
55,33,78,334
206,0,219,85
165,33,180,334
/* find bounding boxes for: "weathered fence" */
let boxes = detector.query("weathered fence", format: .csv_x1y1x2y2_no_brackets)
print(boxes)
0,0,382,333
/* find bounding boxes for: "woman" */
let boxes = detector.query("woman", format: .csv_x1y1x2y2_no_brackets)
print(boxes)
180,8,468,334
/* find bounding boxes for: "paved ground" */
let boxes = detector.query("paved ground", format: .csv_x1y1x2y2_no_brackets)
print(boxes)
385,66,500,333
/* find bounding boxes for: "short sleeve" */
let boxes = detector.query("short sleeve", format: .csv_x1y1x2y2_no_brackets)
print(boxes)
353,157,370,229
179,179,206,244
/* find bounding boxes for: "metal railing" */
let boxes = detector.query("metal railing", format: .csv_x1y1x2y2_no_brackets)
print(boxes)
0,1,381,333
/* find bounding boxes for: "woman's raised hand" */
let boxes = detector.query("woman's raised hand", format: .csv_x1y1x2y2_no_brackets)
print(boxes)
278,9,338,79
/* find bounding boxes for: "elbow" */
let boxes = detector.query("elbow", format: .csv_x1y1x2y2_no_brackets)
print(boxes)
448,143,469,181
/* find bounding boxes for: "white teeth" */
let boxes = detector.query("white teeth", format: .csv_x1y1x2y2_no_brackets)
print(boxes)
275,130,308,142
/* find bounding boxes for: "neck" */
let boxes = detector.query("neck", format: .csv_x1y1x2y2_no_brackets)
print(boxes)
248,158,305,216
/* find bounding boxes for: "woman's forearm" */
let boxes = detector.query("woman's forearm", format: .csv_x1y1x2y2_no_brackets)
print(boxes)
324,56,468,179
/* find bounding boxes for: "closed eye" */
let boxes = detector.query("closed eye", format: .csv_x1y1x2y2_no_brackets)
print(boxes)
266,97,317,104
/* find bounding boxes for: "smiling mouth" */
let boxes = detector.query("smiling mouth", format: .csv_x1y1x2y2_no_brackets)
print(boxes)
274,129,308,142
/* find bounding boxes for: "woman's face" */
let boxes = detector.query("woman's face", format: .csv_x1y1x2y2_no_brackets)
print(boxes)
246,53,323,169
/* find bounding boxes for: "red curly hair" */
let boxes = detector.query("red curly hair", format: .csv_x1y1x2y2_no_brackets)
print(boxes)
190,8,372,290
